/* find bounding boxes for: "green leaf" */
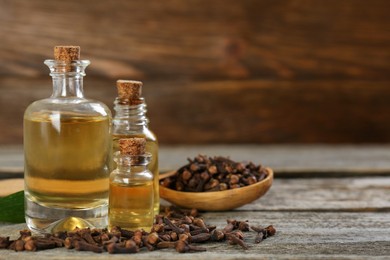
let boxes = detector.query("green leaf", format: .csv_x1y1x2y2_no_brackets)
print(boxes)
0,190,25,223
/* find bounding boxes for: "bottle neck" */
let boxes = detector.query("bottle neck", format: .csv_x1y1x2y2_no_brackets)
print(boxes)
117,165,148,173
114,152,151,173
44,59,90,99
51,76,84,98
113,98,149,132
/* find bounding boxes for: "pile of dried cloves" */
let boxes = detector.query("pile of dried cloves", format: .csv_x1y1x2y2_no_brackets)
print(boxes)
160,155,268,192
0,207,276,254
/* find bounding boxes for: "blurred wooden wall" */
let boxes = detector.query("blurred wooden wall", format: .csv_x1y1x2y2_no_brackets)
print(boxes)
0,0,389,144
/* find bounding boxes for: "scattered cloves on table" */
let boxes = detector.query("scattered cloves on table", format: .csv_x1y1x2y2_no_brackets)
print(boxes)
0,206,276,254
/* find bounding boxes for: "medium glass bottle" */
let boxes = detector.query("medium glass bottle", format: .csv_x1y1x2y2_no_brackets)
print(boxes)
24,46,112,233
112,80,159,216
109,138,154,231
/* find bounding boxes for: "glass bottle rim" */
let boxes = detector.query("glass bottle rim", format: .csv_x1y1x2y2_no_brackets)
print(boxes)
44,59,91,66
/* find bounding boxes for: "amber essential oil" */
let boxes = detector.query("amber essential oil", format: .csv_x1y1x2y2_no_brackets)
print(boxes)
109,180,154,231
109,138,154,231
24,112,111,232
113,134,158,215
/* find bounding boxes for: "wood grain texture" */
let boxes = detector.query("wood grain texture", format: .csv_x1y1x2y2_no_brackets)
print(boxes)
1,175,389,212
3,145,390,175
0,212,389,259
1,143,389,258
239,177,390,212
0,0,389,80
1,79,390,144
0,0,389,144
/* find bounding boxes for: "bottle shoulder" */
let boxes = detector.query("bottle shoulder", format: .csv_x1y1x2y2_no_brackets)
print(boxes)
110,169,153,183
24,98,111,119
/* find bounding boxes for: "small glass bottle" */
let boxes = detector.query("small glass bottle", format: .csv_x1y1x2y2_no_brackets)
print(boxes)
24,46,112,233
109,138,154,231
112,80,159,216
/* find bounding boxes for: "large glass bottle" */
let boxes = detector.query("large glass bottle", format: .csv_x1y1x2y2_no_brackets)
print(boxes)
109,138,154,231
24,46,112,233
112,80,159,215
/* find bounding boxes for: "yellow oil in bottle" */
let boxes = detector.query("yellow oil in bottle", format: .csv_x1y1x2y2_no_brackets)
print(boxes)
24,112,111,210
113,134,159,215
109,181,154,231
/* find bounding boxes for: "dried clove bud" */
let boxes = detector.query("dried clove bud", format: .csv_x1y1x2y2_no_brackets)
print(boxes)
164,217,184,234
208,165,218,175
179,233,191,242
175,240,207,253
64,237,76,249
157,241,176,249
238,221,250,232
152,223,165,233
226,234,248,250
190,163,200,172
159,234,171,241
142,236,155,251
161,178,172,188
254,232,263,244
111,226,134,239
251,225,276,243
79,228,97,245
147,232,160,245
193,218,208,231
190,233,211,243
0,237,11,249
14,240,25,251
229,174,240,184
223,219,237,233
74,240,103,253
182,170,192,182
102,235,119,248
170,232,178,241
210,229,225,241
107,242,139,254
132,230,143,247
266,225,276,236
24,239,57,251
190,208,199,217
204,178,219,190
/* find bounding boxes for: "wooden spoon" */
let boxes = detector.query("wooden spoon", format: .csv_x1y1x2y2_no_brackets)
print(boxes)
159,167,273,211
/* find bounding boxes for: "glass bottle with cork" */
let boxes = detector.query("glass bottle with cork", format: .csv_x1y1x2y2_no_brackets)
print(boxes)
112,80,159,216
24,46,112,233
109,137,154,231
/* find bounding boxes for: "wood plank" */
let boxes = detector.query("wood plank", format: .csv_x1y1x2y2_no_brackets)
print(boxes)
0,211,389,258
1,173,389,212
238,177,390,212
1,0,390,145
0,0,389,80
2,145,390,175
158,145,390,175
2,78,390,144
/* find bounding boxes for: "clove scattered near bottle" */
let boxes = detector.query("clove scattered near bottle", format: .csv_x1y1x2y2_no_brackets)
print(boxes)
0,206,276,254
160,155,268,192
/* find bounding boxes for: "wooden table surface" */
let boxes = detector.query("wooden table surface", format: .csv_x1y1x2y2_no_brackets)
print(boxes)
0,145,389,259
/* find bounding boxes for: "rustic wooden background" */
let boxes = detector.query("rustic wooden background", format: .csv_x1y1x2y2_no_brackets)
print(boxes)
0,0,389,145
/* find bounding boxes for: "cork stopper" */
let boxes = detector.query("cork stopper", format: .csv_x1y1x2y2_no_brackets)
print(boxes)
119,138,146,156
54,46,80,61
116,80,143,104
